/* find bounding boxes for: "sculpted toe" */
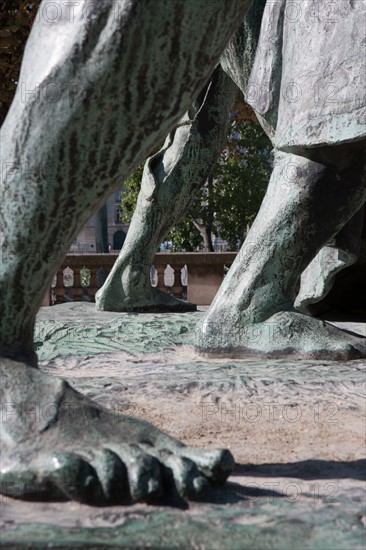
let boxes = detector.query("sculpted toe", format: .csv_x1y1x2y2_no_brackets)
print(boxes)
82,448,129,503
110,444,162,502
0,451,103,503
151,449,209,499
181,448,235,484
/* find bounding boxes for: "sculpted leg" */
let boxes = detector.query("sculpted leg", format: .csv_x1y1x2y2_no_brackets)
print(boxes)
95,0,267,313
95,66,237,312
0,0,251,502
196,144,366,359
295,207,364,314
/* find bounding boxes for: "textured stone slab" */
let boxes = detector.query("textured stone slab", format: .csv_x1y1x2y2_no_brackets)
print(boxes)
2,303,364,549
2,495,365,549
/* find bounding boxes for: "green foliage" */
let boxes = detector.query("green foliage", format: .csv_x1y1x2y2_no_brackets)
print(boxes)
80,267,91,287
168,220,203,251
119,165,144,223
213,117,272,249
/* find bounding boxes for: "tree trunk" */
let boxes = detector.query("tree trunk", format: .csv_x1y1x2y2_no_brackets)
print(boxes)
192,220,215,251
203,226,215,251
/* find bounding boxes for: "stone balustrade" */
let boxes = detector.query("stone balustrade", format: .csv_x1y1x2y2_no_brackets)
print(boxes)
43,252,237,307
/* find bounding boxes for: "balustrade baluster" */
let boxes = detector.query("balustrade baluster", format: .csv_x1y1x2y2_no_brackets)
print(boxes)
156,264,168,293
171,265,184,298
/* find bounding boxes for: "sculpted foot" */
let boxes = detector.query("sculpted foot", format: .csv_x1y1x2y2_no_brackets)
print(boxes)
95,285,197,313
0,359,230,504
195,310,366,360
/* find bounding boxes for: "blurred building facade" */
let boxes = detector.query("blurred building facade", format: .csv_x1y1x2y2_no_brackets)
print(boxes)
70,188,129,253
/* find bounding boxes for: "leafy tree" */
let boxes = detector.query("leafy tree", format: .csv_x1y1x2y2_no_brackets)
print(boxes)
212,113,272,249
168,218,203,252
119,165,144,223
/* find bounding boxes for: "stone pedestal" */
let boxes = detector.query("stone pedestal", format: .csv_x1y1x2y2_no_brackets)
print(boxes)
3,303,365,549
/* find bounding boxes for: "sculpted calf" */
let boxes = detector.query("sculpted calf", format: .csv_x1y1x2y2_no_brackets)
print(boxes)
0,0,252,503
95,64,238,313
196,0,366,359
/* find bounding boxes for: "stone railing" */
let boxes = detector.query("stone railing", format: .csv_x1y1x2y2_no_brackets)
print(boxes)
43,252,237,307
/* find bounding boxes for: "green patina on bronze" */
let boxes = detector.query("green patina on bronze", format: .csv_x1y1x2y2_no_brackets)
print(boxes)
2,496,365,550
0,0,251,506
0,0,365,521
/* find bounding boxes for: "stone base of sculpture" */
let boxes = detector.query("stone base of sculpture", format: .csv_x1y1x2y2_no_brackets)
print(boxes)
2,303,365,549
